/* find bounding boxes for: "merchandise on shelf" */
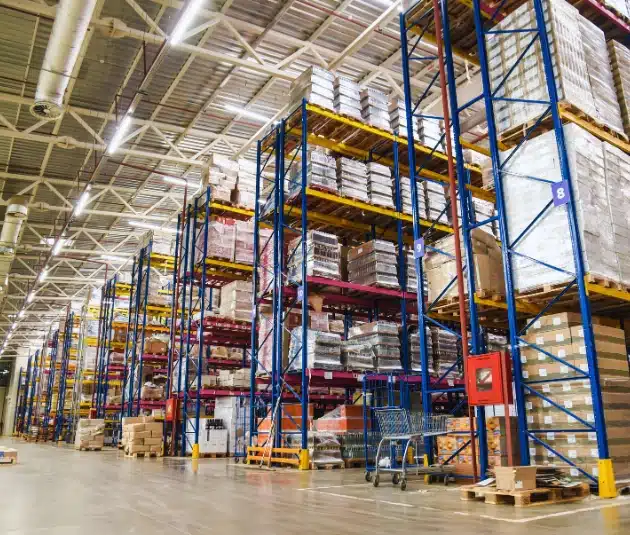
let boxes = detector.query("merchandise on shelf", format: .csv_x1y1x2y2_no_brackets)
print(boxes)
217,368,249,388
289,66,335,111
234,219,255,265
389,97,418,137
488,0,622,136
404,249,418,290
206,218,236,261
206,154,239,204
288,328,343,371
314,405,365,433
400,177,427,217
334,76,362,120
289,148,338,197
336,157,369,202
425,228,504,303
219,280,252,323
608,40,630,137
121,416,163,456
366,161,394,208
417,116,444,150
425,181,448,224
185,418,228,454
410,332,435,374
341,340,375,371
503,124,629,291
148,229,177,257
347,239,399,289
348,322,401,372
140,381,163,401
432,328,461,379
288,230,341,283
360,87,391,131
235,158,257,209
521,312,630,480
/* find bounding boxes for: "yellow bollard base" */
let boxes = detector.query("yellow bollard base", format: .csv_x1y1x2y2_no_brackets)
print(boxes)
192,443,200,460
298,449,310,470
423,453,430,484
598,459,617,498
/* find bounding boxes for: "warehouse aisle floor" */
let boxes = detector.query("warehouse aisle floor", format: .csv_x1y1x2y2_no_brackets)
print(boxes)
1,439,629,535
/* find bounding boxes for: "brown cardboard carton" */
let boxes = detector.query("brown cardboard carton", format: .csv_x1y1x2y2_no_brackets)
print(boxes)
494,466,537,492
122,416,143,426
144,423,163,435
126,423,145,432
128,431,151,440
144,437,162,446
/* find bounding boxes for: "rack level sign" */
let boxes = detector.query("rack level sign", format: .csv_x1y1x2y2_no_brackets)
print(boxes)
413,238,425,259
552,180,570,207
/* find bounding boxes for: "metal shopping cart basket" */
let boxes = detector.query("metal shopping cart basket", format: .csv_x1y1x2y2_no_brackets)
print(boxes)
370,408,454,490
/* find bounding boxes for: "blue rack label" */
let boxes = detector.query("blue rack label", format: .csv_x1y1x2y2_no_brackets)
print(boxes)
297,285,304,303
413,238,425,259
552,181,570,207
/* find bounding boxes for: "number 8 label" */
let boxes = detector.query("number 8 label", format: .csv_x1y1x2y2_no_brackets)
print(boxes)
552,180,570,207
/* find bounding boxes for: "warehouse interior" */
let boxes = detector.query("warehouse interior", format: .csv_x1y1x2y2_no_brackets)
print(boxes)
1,0,630,533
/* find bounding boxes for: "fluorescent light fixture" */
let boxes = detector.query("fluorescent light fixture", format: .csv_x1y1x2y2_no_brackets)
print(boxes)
11,322,16,330
100,254,127,262
163,176,199,188
52,239,63,256
170,0,205,45
18,310,24,318
107,114,133,154
39,268,48,283
4,275,7,286
128,220,180,234
74,190,90,217
224,104,274,124
27,292,35,303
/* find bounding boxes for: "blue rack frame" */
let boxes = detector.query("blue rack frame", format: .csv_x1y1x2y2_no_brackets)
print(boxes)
24,349,41,435
12,366,25,435
95,276,118,419
54,312,75,442
468,0,616,491
15,357,31,435
400,3,489,476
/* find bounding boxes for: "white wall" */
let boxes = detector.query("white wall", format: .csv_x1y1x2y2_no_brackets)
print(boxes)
2,356,28,436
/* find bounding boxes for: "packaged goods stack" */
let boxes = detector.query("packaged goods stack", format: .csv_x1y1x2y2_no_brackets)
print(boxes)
410,331,435,374
503,124,623,291
219,280,252,322
341,339,375,371
288,328,342,371
334,76,362,120
579,18,624,135
404,249,418,290
312,406,365,466
608,40,630,137
521,312,630,480
214,397,249,455
287,230,341,283
185,418,228,455
366,162,394,208
472,198,498,238
425,228,505,303
348,322,401,371
217,368,249,388
603,0,629,18
235,158,257,209
257,404,314,445
433,328,461,379
389,98,418,137
289,148,337,197
487,0,628,137
400,178,427,217
289,66,335,111
436,416,520,476
360,88,391,131
207,219,236,261
426,181,449,224
234,219,254,265
348,239,399,289
336,157,369,202
206,155,238,204
140,381,164,401
417,116,444,150
121,416,163,457
74,418,105,451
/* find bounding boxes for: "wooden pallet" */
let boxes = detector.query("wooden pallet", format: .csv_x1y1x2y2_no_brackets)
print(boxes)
344,459,366,469
460,483,590,507
125,451,162,459
76,447,103,452
199,452,228,458
311,462,345,470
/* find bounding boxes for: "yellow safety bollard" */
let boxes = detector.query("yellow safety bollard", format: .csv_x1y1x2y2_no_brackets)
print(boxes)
598,459,617,498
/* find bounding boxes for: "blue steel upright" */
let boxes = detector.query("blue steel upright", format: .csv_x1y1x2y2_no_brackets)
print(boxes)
54,312,74,442
42,331,59,437
470,0,615,494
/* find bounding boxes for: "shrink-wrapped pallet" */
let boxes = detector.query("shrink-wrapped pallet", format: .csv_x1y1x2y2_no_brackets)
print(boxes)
334,76,362,120
288,148,338,197
288,328,343,371
361,88,391,131
608,40,630,137
290,66,335,111
337,157,369,202
287,230,341,283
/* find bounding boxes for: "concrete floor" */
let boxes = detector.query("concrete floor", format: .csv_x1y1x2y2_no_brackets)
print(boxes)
1,438,630,535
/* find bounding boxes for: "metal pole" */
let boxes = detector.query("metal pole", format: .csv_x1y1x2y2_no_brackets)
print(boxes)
299,101,309,455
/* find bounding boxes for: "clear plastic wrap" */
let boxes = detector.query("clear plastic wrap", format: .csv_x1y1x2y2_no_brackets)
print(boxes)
288,328,342,371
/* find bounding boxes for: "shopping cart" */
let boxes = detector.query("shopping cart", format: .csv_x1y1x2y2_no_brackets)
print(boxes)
369,408,453,490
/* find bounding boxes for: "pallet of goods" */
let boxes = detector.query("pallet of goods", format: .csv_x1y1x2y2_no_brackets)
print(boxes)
74,418,105,451
121,417,163,458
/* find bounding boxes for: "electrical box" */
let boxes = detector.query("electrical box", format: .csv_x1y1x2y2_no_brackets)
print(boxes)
465,351,512,406
165,397,179,422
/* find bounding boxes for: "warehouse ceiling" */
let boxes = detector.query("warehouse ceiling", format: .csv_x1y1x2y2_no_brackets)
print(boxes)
0,0,478,356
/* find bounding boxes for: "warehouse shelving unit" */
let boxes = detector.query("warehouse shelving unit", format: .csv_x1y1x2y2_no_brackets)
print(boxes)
95,276,120,419
53,312,75,442
13,360,30,436
41,330,59,440
23,348,42,437
402,0,630,494
11,367,26,436
171,187,255,458
248,99,472,468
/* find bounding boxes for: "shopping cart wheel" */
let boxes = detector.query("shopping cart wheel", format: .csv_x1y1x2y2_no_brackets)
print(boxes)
392,473,400,485
365,471,372,482
400,479,407,491
373,475,380,487
235,457,240,464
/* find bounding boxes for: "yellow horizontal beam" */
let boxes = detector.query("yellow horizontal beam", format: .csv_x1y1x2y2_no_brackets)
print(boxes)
560,108,630,155
209,202,254,218
205,258,254,272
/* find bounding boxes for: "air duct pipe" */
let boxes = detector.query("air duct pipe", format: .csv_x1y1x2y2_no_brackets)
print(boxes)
30,0,98,120
0,196,29,299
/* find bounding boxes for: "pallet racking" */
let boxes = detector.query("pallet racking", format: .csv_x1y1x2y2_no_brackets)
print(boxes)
402,0,630,495
170,187,255,458
41,330,59,439
53,311,75,442
13,361,29,436
248,98,475,468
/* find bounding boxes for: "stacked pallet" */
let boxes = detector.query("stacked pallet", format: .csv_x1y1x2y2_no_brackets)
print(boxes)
608,40,630,138
74,419,105,451
121,417,163,457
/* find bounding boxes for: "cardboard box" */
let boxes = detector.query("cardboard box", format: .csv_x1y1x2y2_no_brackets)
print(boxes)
122,417,143,426
144,423,163,435
494,466,537,492
128,431,151,440
0,447,18,464
144,437,162,446
126,423,145,432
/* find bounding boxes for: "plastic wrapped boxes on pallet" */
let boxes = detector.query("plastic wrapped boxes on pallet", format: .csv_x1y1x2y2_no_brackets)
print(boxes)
389,98,419,137
608,40,630,138
367,161,394,208
287,230,341,283
289,148,338,196
334,76,362,120
337,157,369,202
290,66,335,111
121,416,163,456
521,312,630,480
488,0,624,137
348,321,401,372
360,88,391,131
74,418,105,450
347,239,399,289
219,280,252,323
503,123,630,291
288,329,343,371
